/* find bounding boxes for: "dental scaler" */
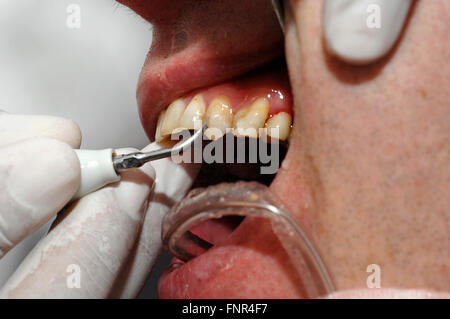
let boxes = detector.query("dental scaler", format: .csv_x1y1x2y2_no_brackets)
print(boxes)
71,121,207,200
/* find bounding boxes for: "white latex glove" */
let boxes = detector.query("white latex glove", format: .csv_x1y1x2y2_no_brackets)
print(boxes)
0,112,198,298
108,143,200,298
0,111,166,298
323,0,413,65
0,111,82,258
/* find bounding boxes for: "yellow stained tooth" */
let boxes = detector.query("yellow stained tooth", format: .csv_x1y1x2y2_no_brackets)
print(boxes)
179,94,206,129
233,97,269,138
265,112,292,141
155,109,166,142
205,96,233,140
171,127,189,135
161,98,185,137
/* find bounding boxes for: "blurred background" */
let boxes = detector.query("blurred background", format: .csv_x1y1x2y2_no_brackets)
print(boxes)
0,0,170,298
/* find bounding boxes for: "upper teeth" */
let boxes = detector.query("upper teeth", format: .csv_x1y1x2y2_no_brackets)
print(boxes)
233,97,269,138
155,94,292,142
205,96,233,140
179,94,206,129
265,112,292,141
160,98,185,137
155,109,166,143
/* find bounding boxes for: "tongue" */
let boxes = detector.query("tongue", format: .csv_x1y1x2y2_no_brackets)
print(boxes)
189,216,244,245
159,216,307,298
158,182,309,298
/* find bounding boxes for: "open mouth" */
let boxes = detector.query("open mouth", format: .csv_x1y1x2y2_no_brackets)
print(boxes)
141,59,302,298
153,59,293,186
123,0,302,298
153,60,292,144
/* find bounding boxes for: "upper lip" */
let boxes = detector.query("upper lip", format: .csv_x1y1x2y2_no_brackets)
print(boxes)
118,0,284,142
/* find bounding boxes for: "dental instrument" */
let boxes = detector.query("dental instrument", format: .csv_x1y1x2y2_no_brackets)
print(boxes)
271,0,285,34
72,121,207,200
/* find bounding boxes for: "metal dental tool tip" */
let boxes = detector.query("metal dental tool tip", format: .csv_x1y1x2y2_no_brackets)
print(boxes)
72,121,207,200
113,120,208,173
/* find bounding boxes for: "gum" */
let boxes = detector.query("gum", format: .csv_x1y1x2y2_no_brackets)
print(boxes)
181,64,293,116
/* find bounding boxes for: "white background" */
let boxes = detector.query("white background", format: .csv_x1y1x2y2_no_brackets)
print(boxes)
0,0,167,298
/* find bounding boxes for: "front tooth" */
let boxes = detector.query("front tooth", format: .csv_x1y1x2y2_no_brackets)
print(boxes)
265,112,292,141
233,97,269,138
179,94,206,129
161,98,185,137
205,96,233,140
155,109,166,142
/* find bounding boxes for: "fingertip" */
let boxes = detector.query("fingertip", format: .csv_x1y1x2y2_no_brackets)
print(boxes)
29,137,82,202
48,117,82,149
0,137,81,251
140,161,156,182
0,114,82,148
23,137,81,205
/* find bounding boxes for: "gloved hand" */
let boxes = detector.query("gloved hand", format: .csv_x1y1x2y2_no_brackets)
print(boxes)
323,0,413,65
0,111,171,298
0,111,82,258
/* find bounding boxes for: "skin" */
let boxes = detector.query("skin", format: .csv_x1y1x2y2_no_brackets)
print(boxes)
120,0,450,297
277,0,450,291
